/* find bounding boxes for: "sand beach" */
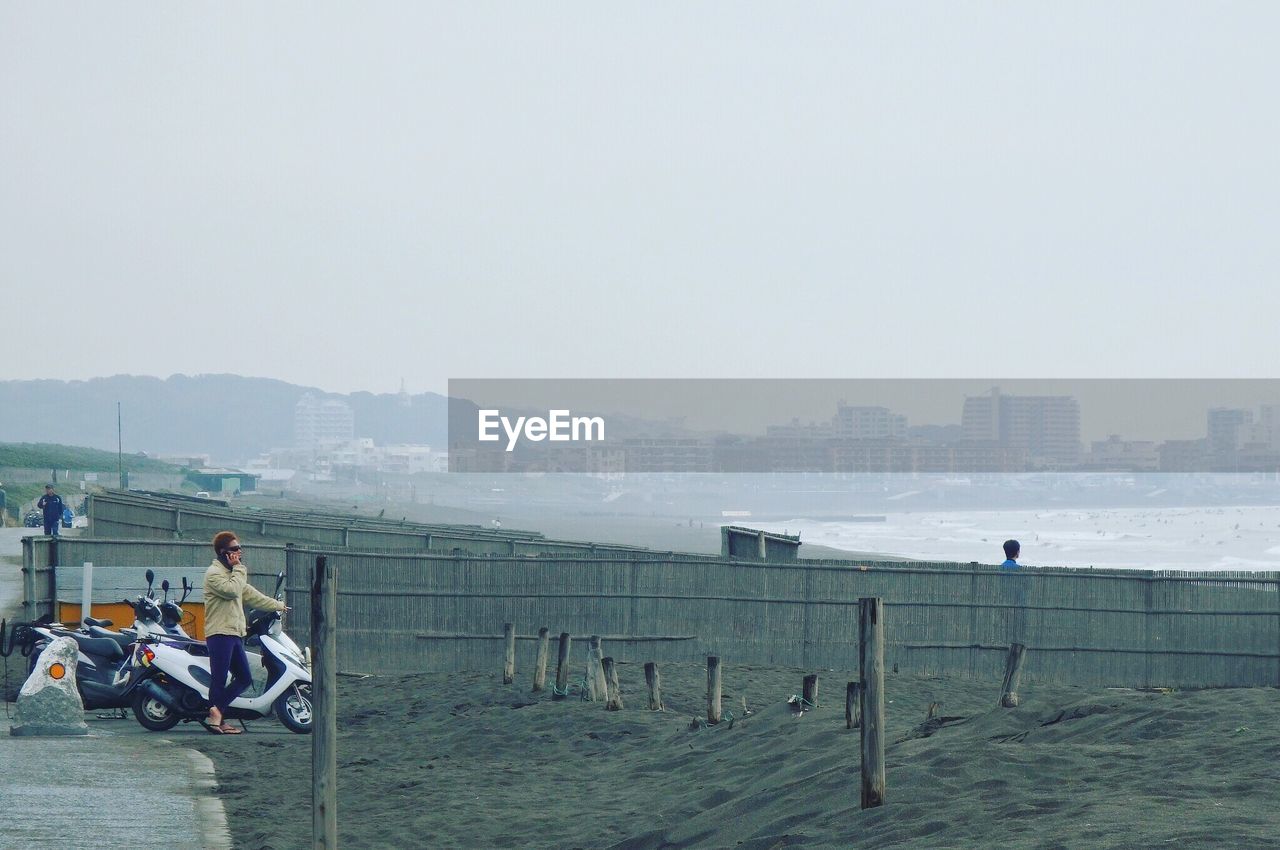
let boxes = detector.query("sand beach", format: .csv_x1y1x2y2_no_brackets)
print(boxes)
183,662,1280,849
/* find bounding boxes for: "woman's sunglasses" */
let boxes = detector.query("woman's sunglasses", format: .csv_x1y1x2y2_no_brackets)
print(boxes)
225,545,243,553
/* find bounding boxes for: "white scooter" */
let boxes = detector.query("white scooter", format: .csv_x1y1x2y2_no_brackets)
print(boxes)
130,573,313,734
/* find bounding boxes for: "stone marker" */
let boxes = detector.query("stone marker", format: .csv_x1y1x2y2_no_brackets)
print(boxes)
11,636,87,736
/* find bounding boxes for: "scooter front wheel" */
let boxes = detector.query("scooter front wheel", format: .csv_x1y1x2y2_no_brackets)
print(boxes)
274,684,313,734
132,688,181,731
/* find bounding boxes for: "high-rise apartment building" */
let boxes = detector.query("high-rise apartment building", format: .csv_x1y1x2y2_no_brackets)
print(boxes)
294,393,355,448
961,387,1081,467
1207,407,1253,457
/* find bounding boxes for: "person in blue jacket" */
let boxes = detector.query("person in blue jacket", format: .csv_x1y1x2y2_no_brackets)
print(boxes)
1000,539,1027,641
37,485,64,536
1001,539,1021,570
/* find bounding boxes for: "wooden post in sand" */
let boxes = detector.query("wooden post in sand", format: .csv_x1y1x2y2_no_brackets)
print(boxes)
602,657,623,710
802,674,819,707
858,597,885,809
588,635,609,702
531,627,550,692
644,662,663,711
845,681,861,730
311,555,338,848
553,632,572,701
707,655,723,724
1000,643,1027,708
502,622,516,684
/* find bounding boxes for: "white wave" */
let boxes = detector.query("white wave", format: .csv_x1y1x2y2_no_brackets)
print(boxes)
780,504,1280,572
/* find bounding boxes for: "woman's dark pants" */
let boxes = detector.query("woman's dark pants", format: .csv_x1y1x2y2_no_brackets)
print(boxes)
207,634,253,714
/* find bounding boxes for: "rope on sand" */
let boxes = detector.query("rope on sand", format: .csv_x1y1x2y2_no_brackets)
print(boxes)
690,710,735,730
549,675,589,698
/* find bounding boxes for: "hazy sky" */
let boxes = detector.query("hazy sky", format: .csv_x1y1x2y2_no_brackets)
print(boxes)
3,3,1278,396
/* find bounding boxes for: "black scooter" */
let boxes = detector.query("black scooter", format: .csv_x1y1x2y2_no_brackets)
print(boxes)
26,570,194,717
26,617,144,717
157,577,196,639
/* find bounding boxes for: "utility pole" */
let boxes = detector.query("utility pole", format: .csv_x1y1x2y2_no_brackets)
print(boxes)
117,402,124,490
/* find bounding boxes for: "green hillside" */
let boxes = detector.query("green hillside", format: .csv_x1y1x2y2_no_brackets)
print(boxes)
0,442,180,473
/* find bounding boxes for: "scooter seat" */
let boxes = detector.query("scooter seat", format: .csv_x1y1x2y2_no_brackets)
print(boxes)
69,632,125,661
83,617,114,629
87,626,134,652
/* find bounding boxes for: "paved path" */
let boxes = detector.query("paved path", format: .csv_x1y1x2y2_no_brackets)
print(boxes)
0,715,232,849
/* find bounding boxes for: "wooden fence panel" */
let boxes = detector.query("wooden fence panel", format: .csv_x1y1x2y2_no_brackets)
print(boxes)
26,535,1280,687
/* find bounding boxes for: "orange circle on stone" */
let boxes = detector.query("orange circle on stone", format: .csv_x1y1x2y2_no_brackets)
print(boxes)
49,663,66,680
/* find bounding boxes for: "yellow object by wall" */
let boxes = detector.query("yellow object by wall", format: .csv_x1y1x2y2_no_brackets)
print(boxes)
57,601,208,640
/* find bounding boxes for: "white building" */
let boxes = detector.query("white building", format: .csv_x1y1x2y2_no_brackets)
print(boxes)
1085,435,1160,472
832,405,906,440
294,394,355,449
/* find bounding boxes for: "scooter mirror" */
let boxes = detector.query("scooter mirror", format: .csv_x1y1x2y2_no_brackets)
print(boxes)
145,568,155,586
162,579,170,594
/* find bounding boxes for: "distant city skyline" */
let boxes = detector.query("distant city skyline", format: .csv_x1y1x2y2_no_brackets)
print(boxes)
450,379,1280,444
448,379,1280,474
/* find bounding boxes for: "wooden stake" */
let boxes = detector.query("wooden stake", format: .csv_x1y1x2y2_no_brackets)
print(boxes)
802,673,819,707
553,632,572,701
1000,642,1027,708
311,556,338,849
859,597,885,809
589,635,608,703
707,655,722,724
502,622,515,684
531,627,550,692
644,661,663,711
603,657,623,711
845,681,861,730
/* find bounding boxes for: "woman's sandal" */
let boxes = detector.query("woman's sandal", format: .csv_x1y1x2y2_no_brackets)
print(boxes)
199,710,241,734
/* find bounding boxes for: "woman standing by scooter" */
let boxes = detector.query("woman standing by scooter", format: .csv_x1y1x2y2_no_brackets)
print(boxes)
204,530,287,734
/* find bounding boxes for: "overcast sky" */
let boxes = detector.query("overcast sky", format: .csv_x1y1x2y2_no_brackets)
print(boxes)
3,3,1278,397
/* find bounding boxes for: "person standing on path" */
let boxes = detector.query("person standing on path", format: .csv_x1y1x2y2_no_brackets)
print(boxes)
203,530,287,734
37,485,64,537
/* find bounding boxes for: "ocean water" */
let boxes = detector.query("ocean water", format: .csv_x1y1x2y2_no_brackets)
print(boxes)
780,504,1280,572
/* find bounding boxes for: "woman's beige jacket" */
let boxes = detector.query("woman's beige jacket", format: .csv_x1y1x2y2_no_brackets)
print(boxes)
203,560,285,638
